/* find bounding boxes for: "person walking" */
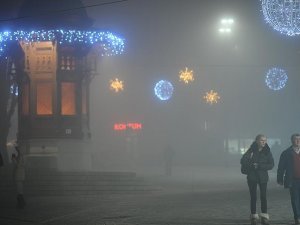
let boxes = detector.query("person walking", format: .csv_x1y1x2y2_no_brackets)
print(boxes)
12,145,26,209
277,133,300,224
240,134,274,225
163,145,174,176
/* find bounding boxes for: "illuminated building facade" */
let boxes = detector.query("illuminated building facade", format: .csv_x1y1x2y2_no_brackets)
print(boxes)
18,41,91,140
3,0,125,170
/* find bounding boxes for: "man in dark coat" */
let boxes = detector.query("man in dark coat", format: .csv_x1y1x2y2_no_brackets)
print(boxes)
277,133,300,225
241,134,274,225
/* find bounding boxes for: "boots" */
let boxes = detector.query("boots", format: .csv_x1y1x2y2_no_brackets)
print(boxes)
260,213,270,225
250,214,259,225
17,194,26,209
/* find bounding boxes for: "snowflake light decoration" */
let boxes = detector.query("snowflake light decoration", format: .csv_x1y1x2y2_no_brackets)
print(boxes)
203,90,220,105
110,78,124,93
154,80,174,101
0,29,125,57
265,67,288,90
179,67,194,84
261,0,300,36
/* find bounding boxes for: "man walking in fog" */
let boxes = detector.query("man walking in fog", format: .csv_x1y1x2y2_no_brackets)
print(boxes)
277,133,300,224
164,145,174,176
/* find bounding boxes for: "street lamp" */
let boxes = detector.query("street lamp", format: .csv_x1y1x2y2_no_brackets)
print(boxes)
219,27,232,33
218,18,234,34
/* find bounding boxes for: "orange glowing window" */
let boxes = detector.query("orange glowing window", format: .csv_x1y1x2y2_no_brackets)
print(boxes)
36,82,53,115
82,84,87,115
21,83,29,115
61,82,76,115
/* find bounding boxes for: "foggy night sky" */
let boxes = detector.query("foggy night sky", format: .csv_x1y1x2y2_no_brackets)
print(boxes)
87,0,300,141
1,0,300,169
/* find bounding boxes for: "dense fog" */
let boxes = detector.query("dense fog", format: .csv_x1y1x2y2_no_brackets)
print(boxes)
84,0,300,176
3,0,300,177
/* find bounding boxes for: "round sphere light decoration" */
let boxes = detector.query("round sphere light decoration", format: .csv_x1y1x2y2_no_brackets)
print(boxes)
261,0,300,36
265,67,288,90
154,80,174,101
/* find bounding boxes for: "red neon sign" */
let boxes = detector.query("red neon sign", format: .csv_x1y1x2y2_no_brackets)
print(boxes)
114,123,142,131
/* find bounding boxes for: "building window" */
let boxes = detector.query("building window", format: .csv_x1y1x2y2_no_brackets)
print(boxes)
60,56,76,71
82,83,87,115
36,82,53,115
61,82,76,115
21,83,29,115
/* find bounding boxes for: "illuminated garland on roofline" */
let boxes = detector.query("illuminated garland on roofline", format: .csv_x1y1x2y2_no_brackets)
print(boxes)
0,29,125,57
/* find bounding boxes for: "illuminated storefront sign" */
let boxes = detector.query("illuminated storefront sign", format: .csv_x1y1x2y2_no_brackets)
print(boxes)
114,123,142,131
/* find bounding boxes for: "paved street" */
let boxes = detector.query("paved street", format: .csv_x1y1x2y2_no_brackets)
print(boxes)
0,168,296,225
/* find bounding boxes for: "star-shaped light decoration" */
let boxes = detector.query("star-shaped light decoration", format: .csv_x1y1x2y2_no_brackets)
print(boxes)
179,67,194,84
110,78,124,93
203,90,220,105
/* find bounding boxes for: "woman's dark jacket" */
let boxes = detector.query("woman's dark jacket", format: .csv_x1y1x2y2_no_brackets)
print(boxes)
240,142,274,183
277,146,295,188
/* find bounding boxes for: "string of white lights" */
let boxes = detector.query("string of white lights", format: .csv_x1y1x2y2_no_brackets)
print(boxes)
0,29,125,56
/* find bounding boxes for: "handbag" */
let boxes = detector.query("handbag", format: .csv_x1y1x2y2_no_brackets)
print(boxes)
241,163,250,175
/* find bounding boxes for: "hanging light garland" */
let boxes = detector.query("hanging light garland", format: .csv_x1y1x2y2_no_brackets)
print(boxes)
203,90,220,105
261,0,300,36
179,67,194,84
0,29,125,57
265,67,288,90
110,78,124,93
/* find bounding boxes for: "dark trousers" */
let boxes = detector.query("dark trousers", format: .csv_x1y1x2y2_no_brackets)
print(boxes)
247,180,267,214
290,179,300,220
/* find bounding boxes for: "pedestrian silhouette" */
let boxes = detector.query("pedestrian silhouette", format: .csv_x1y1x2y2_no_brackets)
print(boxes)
12,146,26,209
163,145,174,176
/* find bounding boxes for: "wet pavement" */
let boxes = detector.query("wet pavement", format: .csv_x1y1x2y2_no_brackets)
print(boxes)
0,168,296,225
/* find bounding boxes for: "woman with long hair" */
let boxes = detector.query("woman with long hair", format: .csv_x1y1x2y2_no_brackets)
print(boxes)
241,134,274,225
